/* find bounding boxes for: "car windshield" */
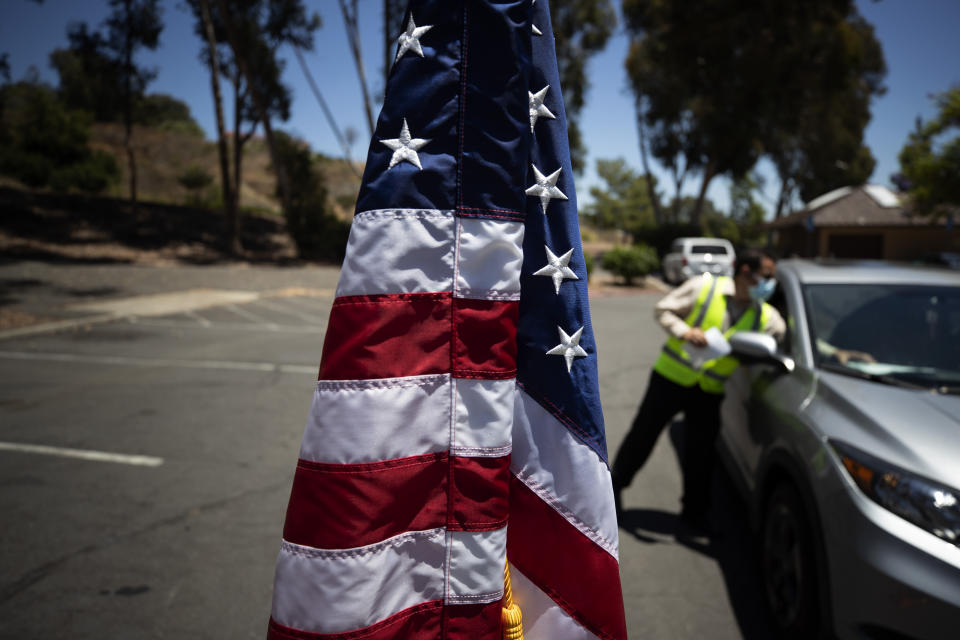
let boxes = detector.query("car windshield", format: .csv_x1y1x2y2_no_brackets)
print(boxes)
690,244,728,254
805,284,960,391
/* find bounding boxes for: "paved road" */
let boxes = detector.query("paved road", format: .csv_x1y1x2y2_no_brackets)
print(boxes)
0,262,772,639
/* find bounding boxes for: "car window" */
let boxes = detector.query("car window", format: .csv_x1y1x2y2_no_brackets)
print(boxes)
690,244,728,254
804,283,960,387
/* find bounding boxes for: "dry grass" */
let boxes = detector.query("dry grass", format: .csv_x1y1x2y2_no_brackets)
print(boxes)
90,123,360,217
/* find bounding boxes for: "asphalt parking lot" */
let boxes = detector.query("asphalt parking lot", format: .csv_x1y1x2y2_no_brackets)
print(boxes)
0,262,772,639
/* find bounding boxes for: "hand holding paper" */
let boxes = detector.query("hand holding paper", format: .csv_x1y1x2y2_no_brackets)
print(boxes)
684,327,731,368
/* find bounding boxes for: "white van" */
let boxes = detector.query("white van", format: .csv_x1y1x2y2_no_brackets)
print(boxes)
662,237,736,285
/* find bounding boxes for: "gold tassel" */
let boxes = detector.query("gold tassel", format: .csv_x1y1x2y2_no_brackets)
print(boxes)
502,562,524,640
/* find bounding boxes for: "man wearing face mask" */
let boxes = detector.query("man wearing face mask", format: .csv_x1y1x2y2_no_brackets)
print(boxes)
611,248,785,532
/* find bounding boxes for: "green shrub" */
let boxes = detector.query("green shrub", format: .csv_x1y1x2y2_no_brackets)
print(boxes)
275,131,350,263
583,252,594,282
602,244,659,286
0,81,118,193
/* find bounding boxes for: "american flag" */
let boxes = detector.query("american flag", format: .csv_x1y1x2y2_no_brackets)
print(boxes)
267,1,626,638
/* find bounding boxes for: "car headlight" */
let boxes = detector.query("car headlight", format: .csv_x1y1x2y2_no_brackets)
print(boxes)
831,440,960,546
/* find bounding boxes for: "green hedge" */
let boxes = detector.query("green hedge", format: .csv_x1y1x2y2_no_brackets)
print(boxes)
602,244,659,286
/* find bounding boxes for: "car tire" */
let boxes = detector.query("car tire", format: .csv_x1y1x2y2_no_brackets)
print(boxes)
761,483,820,640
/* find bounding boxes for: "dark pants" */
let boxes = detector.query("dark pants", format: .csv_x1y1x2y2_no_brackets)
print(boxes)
611,370,724,517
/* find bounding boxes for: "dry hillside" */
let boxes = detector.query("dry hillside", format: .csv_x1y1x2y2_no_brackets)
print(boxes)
90,123,362,220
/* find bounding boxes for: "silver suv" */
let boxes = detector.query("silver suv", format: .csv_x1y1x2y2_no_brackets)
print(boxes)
720,259,960,640
662,237,735,285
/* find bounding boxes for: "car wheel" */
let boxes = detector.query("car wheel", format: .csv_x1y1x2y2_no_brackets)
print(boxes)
762,483,820,640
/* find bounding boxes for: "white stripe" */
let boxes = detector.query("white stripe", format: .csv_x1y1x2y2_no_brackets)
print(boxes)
509,564,600,640
271,529,446,635
452,378,514,457
300,374,451,464
0,442,163,467
446,527,507,605
0,350,316,375
511,390,619,559
336,210,455,297
455,218,524,300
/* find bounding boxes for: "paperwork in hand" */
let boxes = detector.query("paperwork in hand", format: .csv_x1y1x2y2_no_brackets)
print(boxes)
683,327,731,368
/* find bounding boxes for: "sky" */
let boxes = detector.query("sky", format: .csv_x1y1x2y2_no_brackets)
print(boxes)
2,0,959,215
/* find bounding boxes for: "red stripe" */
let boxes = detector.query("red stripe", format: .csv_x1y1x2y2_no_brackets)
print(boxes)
318,293,451,381
445,600,503,639
317,293,518,380
266,601,501,640
283,454,512,548
283,453,448,549
452,298,518,379
449,455,510,531
507,476,627,640
266,601,441,640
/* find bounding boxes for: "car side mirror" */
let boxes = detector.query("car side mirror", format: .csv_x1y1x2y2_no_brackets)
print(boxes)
729,331,795,373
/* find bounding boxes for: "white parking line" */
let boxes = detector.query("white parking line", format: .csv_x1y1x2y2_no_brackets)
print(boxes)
0,442,164,467
183,310,212,327
224,304,279,328
125,318,323,333
249,298,321,324
0,350,317,375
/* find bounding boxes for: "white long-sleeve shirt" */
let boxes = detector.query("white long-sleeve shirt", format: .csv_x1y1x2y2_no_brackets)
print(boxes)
654,275,786,341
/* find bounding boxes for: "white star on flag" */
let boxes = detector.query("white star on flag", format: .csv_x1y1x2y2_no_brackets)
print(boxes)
394,15,433,63
526,164,568,214
381,118,430,170
534,245,578,293
532,0,542,35
546,325,589,372
529,85,556,132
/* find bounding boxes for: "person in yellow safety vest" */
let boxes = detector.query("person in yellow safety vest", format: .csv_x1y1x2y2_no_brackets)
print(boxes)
610,248,786,533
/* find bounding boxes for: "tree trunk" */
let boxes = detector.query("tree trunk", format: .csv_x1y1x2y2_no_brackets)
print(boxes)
340,0,375,136
198,0,238,254
635,102,664,225
774,175,791,219
123,0,137,206
230,77,244,253
293,47,361,178
215,0,292,218
691,162,716,231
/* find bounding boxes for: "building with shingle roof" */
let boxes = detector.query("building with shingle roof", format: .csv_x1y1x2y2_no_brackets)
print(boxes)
767,185,959,261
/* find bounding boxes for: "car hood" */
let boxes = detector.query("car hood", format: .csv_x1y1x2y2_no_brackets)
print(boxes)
813,371,960,490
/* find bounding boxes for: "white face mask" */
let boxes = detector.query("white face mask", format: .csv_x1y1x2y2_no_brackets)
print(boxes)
749,277,777,302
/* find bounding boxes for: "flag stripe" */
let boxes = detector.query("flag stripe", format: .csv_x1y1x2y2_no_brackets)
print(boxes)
300,375,515,465
511,390,619,557
507,476,628,640
454,217,524,299
284,453,510,549
447,527,508,602
318,293,451,380
508,566,600,640
318,294,518,381
271,530,446,634
451,298,518,379
267,600,503,640
336,210,524,300
301,375,450,464
267,602,443,640
283,454,448,550
336,210,456,298
451,378,514,456
449,455,510,531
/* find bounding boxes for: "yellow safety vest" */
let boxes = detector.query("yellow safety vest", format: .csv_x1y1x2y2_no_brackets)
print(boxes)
653,274,773,394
